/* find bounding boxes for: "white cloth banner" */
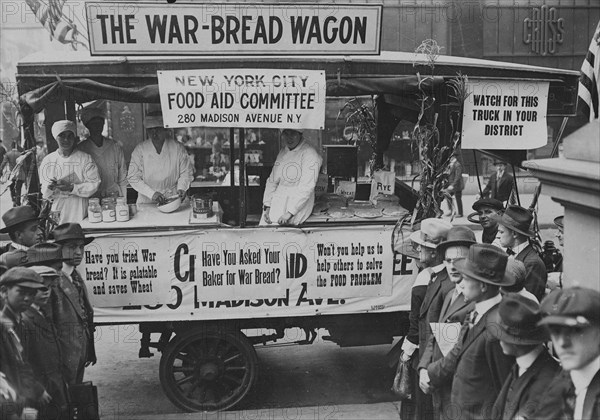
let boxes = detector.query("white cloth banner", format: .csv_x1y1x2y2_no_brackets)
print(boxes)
158,68,326,129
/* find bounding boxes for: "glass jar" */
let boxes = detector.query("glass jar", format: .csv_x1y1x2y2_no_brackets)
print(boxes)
101,198,116,222
116,197,130,222
88,198,102,223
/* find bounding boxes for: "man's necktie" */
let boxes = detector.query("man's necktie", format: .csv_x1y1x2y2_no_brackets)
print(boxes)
469,310,479,328
564,380,576,420
506,248,515,256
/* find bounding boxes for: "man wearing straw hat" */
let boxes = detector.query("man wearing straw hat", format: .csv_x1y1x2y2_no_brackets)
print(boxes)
449,244,515,420
418,226,476,420
490,293,560,420
493,205,547,301
39,120,100,223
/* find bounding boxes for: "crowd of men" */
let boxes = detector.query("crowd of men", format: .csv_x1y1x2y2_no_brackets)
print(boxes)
399,198,599,420
0,205,95,420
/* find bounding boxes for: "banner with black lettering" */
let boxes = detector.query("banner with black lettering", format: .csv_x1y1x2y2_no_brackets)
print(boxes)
157,68,326,129
461,79,549,149
80,225,418,322
85,2,382,55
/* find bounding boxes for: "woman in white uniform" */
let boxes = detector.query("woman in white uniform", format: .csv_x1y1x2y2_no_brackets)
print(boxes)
40,120,100,223
261,129,322,226
127,116,194,205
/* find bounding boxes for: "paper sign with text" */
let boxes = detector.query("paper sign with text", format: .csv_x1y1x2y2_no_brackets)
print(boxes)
85,2,382,55
157,68,326,129
462,80,549,150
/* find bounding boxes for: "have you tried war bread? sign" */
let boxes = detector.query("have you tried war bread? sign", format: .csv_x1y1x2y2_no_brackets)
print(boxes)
85,2,382,55
461,79,550,150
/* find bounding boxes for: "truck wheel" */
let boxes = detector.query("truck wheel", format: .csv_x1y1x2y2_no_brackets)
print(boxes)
159,328,258,412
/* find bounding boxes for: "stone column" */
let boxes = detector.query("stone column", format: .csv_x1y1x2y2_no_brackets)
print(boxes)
523,122,600,291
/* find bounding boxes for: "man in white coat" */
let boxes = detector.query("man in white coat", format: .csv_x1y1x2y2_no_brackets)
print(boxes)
39,120,100,223
261,129,322,226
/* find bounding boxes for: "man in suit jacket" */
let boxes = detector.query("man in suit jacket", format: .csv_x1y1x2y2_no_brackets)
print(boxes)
400,218,452,419
49,223,96,385
482,161,514,203
493,205,547,301
491,294,560,420
534,287,600,420
444,153,464,217
418,226,476,420
449,244,515,420
468,198,504,246
0,206,40,263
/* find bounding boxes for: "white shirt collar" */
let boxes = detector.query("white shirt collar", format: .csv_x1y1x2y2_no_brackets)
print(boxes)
431,263,445,274
474,293,502,324
511,241,529,257
62,262,75,277
516,346,544,376
10,242,28,251
570,355,600,393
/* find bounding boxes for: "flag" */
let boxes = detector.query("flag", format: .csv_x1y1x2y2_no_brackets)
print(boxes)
579,20,600,121
25,0,77,44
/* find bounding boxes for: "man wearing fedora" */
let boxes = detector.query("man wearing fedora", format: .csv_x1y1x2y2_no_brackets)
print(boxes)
490,293,560,420
469,198,504,247
0,267,51,415
24,242,65,273
400,218,452,419
77,106,128,199
40,120,100,224
534,287,600,420
494,205,547,301
22,264,69,419
49,223,96,385
481,161,514,204
0,206,41,265
418,226,476,420
450,244,515,420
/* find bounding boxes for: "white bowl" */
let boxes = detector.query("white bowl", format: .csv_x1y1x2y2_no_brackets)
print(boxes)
157,196,182,213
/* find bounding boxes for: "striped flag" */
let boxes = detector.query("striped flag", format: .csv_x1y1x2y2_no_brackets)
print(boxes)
25,0,77,44
579,21,600,121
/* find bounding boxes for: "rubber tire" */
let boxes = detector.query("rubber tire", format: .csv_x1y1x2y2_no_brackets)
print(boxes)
159,328,258,412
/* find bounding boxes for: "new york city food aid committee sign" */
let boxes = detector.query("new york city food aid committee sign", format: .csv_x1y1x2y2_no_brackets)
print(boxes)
157,69,326,129
85,2,382,55
462,79,550,150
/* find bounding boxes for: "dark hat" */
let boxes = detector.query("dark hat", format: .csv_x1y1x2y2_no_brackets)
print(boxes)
24,243,65,267
79,107,105,126
503,259,527,290
538,287,600,328
0,206,41,233
0,267,47,289
491,205,535,238
50,223,94,245
472,198,504,212
0,261,7,276
490,293,548,345
554,216,564,229
437,226,477,252
454,243,512,286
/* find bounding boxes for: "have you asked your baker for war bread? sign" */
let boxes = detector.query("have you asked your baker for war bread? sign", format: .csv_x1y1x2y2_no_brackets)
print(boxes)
461,79,550,150
85,2,382,55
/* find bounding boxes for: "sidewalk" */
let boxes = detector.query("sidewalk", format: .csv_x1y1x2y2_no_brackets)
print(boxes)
121,402,402,420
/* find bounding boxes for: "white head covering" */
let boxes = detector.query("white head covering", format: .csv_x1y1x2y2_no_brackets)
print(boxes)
51,120,77,139
79,107,105,125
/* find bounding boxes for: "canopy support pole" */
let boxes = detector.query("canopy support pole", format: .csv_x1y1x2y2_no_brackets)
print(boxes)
472,150,483,195
550,116,569,158
511,163,521,206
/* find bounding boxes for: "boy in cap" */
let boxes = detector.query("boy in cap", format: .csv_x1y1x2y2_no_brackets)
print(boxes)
418,226,476,420
0,267,51,414
493,205,547,301
534,287,600,420
77,106,127,198
39,120,100,223
0,205,41,262
127,115,194,205
21,265,69,419
449,244,515,420
469,198,504,246
50,223,96,385
490,293,560,420
261,129,322,226
400,218,452,419
481,160,514,203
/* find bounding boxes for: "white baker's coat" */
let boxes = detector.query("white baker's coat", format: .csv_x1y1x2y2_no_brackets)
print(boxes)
261,140,322,226
40,150,100,223
127,138,194,204
77,137,127,198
